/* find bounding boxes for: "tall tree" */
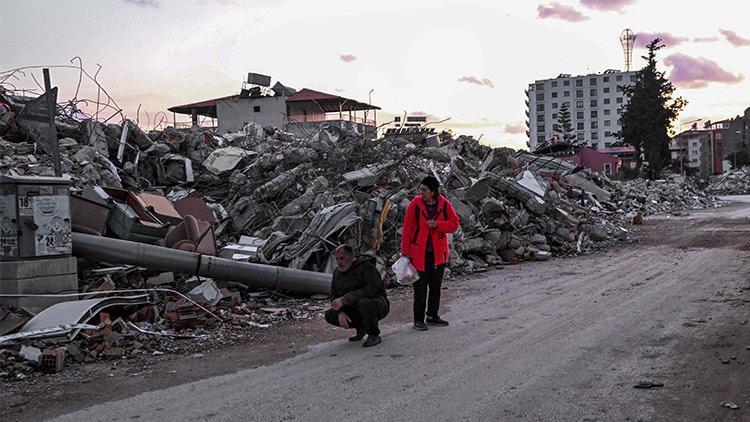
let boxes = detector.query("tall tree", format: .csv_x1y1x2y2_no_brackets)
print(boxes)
619,38,687,179
555,102,574,142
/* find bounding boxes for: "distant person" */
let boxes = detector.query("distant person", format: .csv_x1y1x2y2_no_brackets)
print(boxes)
401,176,460,331
324,245,389,347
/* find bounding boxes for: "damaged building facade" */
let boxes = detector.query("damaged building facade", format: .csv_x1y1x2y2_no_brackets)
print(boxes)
168,72,380,139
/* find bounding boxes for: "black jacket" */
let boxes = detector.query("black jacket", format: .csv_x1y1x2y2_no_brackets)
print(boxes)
331,255,387,306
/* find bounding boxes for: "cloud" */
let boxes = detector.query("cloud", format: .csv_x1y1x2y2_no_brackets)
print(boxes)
503,122,526,134
719,29,750,47
458,76,495,88
122,0,160,7
579,0,636,12
634,32,688,48
537,3,589,22
664,53,744,89
339,54,357,63
693,36,720,43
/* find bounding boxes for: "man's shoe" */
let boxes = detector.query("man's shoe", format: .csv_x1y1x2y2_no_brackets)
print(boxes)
348,329,365,342
413,322,428,331
362,335,382,347
426,316,449,326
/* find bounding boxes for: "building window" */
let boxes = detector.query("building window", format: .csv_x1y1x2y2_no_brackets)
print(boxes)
616,75,623,81
553,124,560,131
591,143,598,150
576,90,583,98
537,114,545,122
605,131,612,137
537,135,546,142
591,132,599,140
552,91,558,98
576,79,583,87
630,75,638,82
537,104,545,112
603,76,610,83
536,93,544,101
603,163,612,174
576,100,584,108
563,102,570,107
617,108,623,114
616,97,623,104
591,110,598,118
253,106,261,112
603,87,610,93
564,80,570,86
590,99,598,107
537,125,545,133
552,102,558,109
577,132,584,140
590,89,597,96
564,91,570,97
604,109,611,116
576,111,584,119
536,83,544,90
604,98,611,105
604,120,611,126
590,78,597,86
591,121,599,129
551,81,558,87
577,122,584,130
552,113,558,119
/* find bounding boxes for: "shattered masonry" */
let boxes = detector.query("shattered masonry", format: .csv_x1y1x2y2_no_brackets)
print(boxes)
0,84,722,381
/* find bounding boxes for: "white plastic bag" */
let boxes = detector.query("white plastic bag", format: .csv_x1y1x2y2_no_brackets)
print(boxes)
392,256,420,286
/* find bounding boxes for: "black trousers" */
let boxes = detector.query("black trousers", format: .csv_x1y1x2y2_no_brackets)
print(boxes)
324,296,389,336
413,252,445,323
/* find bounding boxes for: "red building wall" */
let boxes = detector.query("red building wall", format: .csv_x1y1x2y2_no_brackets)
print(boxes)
562,147,621,175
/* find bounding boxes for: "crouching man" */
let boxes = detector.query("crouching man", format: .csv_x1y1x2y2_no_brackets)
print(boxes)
324,245,390,347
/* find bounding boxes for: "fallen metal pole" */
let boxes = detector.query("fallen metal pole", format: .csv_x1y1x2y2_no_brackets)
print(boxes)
72,233,331,294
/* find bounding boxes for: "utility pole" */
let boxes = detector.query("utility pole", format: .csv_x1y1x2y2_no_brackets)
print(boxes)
42,68,62,177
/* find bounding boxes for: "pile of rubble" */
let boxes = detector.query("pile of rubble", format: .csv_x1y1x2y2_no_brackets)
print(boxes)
0,281,331,381
706,167,750,195
1,87,724,273
608,178,719,216
0,86,723,378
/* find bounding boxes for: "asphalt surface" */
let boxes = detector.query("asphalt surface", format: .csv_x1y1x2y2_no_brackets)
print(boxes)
50,199,750,422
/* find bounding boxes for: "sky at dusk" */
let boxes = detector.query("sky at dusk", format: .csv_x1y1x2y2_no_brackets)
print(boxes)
1,0,749,149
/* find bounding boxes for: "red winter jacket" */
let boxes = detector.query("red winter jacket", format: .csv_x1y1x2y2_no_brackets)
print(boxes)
400,194,460,272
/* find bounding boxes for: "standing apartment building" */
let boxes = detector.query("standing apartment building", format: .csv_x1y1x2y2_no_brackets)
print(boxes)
526,69,638,150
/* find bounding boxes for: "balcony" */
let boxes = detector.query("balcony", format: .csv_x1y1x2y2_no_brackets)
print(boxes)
287,113,376,126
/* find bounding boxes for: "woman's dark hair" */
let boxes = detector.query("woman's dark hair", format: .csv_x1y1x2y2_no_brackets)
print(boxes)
420,176,440,194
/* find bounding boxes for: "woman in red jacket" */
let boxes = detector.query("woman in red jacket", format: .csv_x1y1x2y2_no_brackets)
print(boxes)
401,176,460,331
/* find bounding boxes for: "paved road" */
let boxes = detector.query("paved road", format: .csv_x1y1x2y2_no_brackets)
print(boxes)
52,201,750,421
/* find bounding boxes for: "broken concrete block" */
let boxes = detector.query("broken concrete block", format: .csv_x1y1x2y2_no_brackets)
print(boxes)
203,147,254,174
530,234,547,245
19,345,41,363
188,279,223,307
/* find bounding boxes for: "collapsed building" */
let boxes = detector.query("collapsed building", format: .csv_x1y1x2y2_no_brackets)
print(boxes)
0,73,723,380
